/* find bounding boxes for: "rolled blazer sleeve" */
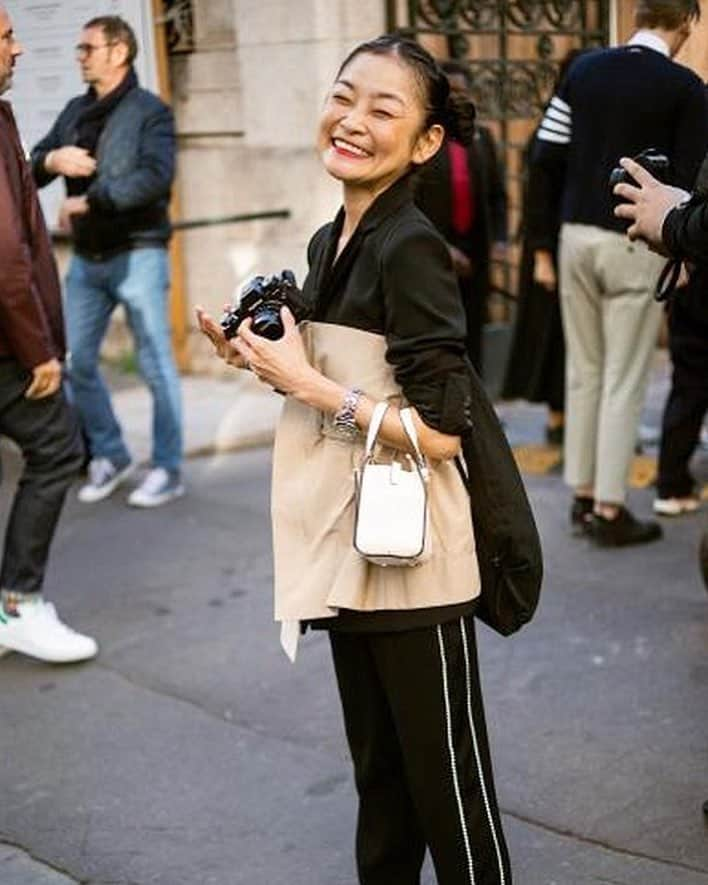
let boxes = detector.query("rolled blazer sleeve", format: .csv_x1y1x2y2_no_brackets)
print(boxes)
0,157,55,368
381,221,474,434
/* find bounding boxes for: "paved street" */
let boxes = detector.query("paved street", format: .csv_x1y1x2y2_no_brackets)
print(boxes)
0,369,707,885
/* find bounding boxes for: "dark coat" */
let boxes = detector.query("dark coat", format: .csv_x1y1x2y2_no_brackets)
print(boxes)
0,101,65,369
415,127,507,372
502,132,565,411
31,78,175,256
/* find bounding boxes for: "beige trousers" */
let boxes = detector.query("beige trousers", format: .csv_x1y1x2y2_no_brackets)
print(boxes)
559,223,665,503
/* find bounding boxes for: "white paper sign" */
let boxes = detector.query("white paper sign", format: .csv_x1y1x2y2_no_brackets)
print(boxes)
5,0,158,228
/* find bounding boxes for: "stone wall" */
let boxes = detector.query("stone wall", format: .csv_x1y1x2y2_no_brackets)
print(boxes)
171,0,384,372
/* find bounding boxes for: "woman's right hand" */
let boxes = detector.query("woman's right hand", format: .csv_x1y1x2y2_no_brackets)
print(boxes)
195,306,249,370
533,250,557,292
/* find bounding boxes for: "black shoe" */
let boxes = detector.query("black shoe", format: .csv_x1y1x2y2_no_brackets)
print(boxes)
570,496,594,536
546,424,564,447
703,799,708,817
589,507,663,548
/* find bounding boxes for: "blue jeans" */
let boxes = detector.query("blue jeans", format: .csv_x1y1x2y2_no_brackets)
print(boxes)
65,248,183,473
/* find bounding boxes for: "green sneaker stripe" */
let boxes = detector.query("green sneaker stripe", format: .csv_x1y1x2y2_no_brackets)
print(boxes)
0,611,8,625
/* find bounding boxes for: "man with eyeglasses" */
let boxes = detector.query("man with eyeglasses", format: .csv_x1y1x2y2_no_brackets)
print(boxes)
0,4,97,662
31,15,184,508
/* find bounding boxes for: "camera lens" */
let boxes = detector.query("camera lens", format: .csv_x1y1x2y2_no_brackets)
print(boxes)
252,304,284,340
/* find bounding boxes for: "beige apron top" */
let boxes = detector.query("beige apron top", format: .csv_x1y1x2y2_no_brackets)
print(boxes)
271,321,480,623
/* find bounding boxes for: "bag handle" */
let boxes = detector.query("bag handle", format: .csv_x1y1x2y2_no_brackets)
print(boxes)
364,401,389,457
364,403,427,472
399,408,425,470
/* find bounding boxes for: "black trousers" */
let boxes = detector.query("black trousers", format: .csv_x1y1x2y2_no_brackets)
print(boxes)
329,617,511,885
0,360,84,595
657,383,708,498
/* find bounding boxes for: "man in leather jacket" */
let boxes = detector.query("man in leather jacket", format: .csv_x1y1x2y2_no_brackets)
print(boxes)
0,4,97,663
31,15,184,508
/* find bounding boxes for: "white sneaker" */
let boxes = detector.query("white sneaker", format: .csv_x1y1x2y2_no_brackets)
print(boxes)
0,599,98,663
78,457,134,503
127,467,185,508
653,496,701,517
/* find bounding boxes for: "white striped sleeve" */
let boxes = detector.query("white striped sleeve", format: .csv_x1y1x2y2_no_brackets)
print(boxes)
537,94,571,145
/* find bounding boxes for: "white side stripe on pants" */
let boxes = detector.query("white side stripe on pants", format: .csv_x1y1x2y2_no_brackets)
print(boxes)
437,625,476,885
460,618,507,885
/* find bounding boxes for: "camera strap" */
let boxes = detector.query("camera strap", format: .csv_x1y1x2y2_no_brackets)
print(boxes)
655,259,682,303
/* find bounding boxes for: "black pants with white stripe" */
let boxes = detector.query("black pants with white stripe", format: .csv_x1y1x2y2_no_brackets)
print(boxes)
329,617,511,885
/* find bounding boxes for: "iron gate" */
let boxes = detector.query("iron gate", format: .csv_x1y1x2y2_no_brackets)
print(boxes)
386,0,611,304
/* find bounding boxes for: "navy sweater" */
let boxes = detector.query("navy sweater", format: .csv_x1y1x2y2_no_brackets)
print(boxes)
533,42,708,233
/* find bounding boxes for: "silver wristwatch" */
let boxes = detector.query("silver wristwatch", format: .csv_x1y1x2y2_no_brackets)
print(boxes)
332,388,363,440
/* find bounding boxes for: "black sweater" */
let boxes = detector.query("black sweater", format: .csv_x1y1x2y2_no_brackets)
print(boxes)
533,40,708,233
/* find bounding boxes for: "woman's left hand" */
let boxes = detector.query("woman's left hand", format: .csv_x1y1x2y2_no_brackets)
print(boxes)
195,305,248,369
235,308,315,394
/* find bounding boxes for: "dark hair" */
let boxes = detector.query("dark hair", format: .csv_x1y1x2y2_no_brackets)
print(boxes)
84,15,138,65
634,0,700,29
336,35,476,146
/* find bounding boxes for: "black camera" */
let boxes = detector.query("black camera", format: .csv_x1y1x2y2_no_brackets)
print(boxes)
609,147,670,191
220,270,311,341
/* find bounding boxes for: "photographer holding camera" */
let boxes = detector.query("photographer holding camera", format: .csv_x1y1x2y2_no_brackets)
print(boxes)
615,153,708,519
532,0,708,546
615,153,708,820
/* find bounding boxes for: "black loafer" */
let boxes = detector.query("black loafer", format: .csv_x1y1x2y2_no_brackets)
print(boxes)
589,506,663,547
570,496,594,536
546,425,564,447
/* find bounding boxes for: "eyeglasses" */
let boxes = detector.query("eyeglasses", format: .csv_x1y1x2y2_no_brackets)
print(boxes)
74,42,115,58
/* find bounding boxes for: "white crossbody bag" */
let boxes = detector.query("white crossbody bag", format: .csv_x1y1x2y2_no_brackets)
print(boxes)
353,402,430,567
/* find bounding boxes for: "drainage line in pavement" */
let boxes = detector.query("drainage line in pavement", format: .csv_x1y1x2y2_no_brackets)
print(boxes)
0,836,81,883
504,809,708,877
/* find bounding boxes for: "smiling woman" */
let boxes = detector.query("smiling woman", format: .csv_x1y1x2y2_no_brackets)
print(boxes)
198,34,517,885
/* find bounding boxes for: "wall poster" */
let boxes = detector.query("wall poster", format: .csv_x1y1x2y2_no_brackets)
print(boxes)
5,0,158,228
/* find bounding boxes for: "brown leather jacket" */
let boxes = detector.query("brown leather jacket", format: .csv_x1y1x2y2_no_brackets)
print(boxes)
0,100,65,369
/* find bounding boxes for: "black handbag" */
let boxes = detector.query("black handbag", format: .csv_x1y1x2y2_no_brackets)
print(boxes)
455,369,543,636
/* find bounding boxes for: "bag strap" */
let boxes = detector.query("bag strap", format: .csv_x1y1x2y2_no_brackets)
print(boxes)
364,403,427,473
364,401,389,458
399,408,425,469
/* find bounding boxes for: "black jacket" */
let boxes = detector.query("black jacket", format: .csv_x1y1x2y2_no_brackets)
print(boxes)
31,78,175,256
305,174,475,436
663,196,708,265
415,126,507,263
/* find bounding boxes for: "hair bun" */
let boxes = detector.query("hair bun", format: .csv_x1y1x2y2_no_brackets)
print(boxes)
443,91,477,145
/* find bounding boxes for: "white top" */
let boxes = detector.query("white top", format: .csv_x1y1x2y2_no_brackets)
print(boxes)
627,30,670,57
